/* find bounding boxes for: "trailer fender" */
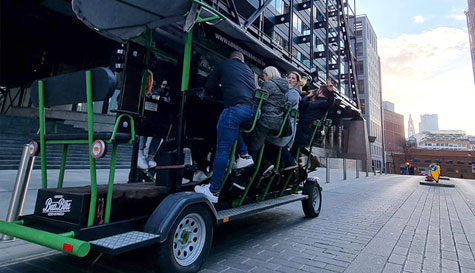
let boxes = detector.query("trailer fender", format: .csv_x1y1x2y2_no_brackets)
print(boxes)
144,192,217,243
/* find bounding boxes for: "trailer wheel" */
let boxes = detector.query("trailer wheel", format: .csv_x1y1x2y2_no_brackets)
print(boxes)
302,177,322,218
152,204,213,273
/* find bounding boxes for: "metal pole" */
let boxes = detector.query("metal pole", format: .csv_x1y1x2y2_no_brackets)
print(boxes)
343,158,347,180
366,159,369,177
1,144,35,241
326,157,330,183
356,160,359,178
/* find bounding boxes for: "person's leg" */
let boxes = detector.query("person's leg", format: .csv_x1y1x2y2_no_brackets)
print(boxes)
236,134,249,156
148,137,161,158
146,137,162,168
139,136,147,151
208,106,254,193
282,148,297,166
248,125,269,161
137,136,149,169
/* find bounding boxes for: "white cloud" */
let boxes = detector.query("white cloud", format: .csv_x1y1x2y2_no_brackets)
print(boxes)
413,15,425,23
378,27,475,135
454,14,466,21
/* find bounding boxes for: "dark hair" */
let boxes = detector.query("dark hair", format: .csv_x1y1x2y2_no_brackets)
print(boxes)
319,85,331,98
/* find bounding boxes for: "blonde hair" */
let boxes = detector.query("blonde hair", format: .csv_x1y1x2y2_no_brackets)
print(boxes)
263,66,281,80
145,69,154,96
287,71,307,90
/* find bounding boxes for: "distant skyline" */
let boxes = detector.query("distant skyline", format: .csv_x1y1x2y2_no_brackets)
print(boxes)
357,0,475,136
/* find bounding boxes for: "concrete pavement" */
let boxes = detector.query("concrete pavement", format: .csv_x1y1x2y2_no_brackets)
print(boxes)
0,169,474,273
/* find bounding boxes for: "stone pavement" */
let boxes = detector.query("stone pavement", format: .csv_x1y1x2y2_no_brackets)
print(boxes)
0,169,475,273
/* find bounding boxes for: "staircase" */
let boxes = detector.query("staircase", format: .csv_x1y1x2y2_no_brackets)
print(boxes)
0,115,132,170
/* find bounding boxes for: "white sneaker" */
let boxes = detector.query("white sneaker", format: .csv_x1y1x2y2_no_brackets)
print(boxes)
148,160,157,168
193,170,208,182
182,178,191,184
137,151,149,170
194,184,218,203
234,155,254,169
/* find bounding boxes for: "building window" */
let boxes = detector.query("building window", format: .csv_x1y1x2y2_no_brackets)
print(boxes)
293,13,302,33
302,23,310,35
360,99,365,114
424,160,432,164
356,42,363,56
461,169,468,174
435,160,441,165
271,0,288,14
275,33,288,50
358,80,364,94
413,158,421,163
457,160,464,165
445,160,453,165
447,168,454,173
316,38,325,52
356,61,364,75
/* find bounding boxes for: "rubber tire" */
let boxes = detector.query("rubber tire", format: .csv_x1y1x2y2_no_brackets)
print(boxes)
301,180,322,218
150,204,214,273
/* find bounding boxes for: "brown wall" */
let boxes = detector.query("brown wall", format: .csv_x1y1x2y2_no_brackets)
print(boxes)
392,148,475,179
383,110,405,153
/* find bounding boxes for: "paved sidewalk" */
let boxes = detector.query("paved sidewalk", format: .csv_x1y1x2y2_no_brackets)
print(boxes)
0,169,474,273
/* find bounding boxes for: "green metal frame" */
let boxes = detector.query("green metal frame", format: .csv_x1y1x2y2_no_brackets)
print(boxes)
36,70,136,227
232,104,293,206
0,220,90,257
257,105,293,201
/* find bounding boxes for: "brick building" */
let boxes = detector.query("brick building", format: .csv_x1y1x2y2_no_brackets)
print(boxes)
392,149,475,179
383,106,405,173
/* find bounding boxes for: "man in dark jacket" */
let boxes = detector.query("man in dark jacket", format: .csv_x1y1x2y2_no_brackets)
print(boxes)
195,51,257,202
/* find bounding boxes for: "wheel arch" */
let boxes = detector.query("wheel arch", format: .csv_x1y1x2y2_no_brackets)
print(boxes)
144,192,217,243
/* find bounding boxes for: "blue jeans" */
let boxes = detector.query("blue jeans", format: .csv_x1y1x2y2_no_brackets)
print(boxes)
209,105,256,192
139,136,161,157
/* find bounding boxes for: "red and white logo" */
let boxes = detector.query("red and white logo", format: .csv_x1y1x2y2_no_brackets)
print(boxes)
91,140,106,159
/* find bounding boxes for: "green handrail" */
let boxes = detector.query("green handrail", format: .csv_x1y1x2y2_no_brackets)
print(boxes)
242,90,268,134
104,143,118,224
0,221,90,257
274,104,292,138
86,71,98,227
109,114,136,143
57,144,69,188
232,144,265,207
258,147,282,201
219,140,238,192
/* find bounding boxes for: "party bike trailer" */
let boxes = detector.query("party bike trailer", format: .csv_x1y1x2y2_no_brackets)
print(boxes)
0,0,335,272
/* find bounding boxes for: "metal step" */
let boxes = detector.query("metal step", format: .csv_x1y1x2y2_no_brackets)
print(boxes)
217,194,307,224
90,231,160,255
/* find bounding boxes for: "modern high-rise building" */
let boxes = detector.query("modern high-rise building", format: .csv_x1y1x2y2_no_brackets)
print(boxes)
419,114,439,133
353,15,384,171
408,114,416,138
466,0,475,84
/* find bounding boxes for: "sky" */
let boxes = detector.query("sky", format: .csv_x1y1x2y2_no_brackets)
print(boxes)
356,0,475,136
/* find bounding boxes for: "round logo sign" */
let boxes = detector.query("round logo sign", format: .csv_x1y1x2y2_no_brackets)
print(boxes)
91,140,106,159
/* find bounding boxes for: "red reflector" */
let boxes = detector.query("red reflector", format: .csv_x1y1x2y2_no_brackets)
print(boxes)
63,243,73,253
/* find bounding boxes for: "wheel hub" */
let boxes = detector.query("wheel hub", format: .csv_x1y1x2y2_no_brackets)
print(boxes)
172,213,206,266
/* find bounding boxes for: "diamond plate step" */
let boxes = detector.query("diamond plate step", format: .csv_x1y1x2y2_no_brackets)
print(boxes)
90,231,160,255
217,194,308,224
